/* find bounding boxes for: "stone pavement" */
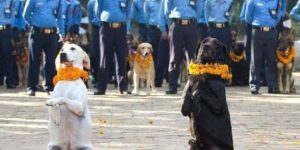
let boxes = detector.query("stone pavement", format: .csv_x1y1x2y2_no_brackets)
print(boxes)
0,73,300,150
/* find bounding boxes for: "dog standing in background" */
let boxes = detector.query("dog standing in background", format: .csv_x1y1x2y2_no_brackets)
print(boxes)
276,27,296,94
11,31,29,88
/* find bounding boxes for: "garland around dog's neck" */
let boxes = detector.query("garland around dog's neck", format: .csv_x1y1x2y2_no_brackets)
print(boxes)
188,62,232,80
276,47,295,65
229,50,246,62
53,67,88,85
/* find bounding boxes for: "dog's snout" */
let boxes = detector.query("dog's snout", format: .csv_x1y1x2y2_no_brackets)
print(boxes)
143,52,149,57
60,53,68,63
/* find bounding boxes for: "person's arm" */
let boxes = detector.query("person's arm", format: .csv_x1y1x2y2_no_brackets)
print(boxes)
87,0,94,23
159,0,166,32
164,0,172,18
74,3,82,25
57,0,66,36
245,0,254,24
204,0,210,24
126,0,132,33
279,0,287,18
290,1,300,21
23,0,35,25
240,1,247,22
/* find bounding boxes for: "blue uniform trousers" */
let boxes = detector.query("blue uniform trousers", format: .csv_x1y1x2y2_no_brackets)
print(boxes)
91,25,100,83
27,28,58,92
96,24,128,92
0,27,17,86
249,28,278,91
168,21,198,91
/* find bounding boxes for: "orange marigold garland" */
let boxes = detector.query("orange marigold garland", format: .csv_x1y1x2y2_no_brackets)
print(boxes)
276,47,295,65
229,50,246,62
53,67,89,85
188,63,232,80
134,54,153,69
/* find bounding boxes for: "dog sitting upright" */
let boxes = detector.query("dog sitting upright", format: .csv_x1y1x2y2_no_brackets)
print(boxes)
182,37,234,150
131,43,155,95
277,27,296,94
46,43,93,150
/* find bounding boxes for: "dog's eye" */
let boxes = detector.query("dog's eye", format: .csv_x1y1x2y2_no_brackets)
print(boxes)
70,47,76,51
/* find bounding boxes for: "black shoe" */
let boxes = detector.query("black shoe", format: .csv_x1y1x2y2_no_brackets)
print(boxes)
120,90,131,95
268,88,280,94
6,84,16,89
166,89,177,94
251,90,259,95
27,90,36,96
94,90,105,95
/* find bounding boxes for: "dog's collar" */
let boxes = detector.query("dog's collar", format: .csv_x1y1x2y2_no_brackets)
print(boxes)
53,67,88,85
276,47,295,64
188,62,232,80
229,50,245,62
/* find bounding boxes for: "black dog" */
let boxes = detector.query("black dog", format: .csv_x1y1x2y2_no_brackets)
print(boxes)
229,41,247,85
182,37,234,150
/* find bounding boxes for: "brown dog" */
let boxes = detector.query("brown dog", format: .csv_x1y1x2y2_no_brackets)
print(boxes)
276,28,296,93
131,43,155,95
11,31,29,88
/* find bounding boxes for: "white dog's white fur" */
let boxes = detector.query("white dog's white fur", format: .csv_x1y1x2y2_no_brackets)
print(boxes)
132,43,155,95
46,43,92,150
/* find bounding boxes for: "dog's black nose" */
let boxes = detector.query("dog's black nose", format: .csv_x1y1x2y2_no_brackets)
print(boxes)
60,52,68,63
144,52,149,57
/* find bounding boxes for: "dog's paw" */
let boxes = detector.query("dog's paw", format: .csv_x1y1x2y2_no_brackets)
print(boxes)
46,98,63,107
132,90,139,95
50,106,61,126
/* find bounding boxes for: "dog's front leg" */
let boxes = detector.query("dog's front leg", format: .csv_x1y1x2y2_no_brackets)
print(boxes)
146,73,151,95
277,63,284,93
132,72,139,95
63,98,85,116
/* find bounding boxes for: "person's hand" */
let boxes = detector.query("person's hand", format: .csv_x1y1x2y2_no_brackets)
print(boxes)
161,31,168,40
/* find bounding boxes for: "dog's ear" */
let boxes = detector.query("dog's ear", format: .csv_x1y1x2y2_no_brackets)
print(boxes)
82,50,91,70
149,45,153,54
55,51,62,71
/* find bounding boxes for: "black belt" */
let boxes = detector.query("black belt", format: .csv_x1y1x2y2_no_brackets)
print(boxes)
102,22,125,28
252,26,275,32
148,25,160,30
138,23,147,27
33,26,57,34
0,24,11,30
209,22,229,29
173,19,196,25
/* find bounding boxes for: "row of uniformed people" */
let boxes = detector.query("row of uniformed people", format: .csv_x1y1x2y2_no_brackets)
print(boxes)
240,0,287,94
88,0,236,95
0,0,82,96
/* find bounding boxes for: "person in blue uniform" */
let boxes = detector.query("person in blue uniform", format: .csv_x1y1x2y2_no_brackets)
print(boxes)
23,0,65,96
88,0,100,84
205,0,233,51
94,0,131,95
144,0,162,68
164,0,201,94
131,0,148,42
240,0,251,85
62,0,82,42
246,0,281,94
0,0,18,89
197,0,207,42
155,0,169,87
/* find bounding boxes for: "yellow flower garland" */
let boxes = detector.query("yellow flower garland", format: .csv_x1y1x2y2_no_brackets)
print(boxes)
134,54,153,69
229,50,246,62
188,63,232,80
276,47,295,65
53,67,88,85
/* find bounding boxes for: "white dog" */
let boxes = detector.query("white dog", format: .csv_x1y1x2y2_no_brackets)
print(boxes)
46,43,93,150
131,43,155,95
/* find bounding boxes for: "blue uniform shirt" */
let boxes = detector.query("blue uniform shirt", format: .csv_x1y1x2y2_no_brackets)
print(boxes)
205,0,233,23
12,0,27,30
197,0,206,23
290,0,300,21
132,0,146,24
0,0,13,25
63,0,81,33
245,0,281,27
144,0,161,26
159,0,169,32
23,0,65,33
97,0,131,23
164,0,201,20
87,0,100,26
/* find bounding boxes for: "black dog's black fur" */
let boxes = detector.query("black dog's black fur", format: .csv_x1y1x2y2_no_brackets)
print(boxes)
182,37,234,150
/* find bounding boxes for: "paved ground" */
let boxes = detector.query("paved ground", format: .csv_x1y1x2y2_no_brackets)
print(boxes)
0,73,300,150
